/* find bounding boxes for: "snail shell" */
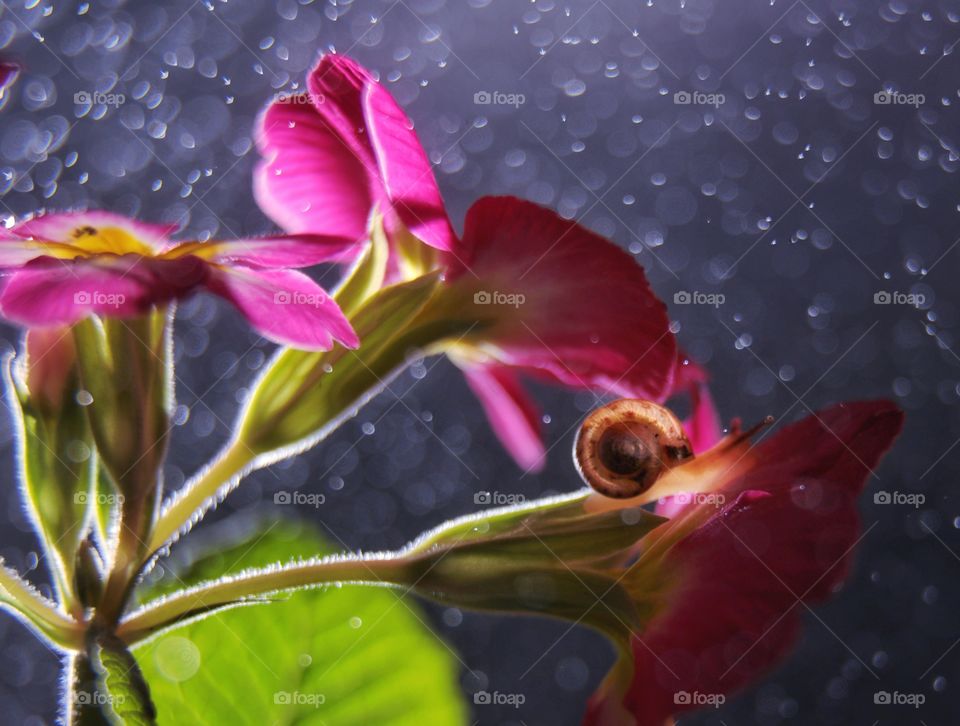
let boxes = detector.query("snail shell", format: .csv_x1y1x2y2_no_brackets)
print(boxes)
574,399,693,498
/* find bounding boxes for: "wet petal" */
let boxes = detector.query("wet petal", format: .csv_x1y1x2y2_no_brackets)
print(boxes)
586,400,904,726
254,54,453,272
0,256,178,325
447,196,677,402
254,93,374,243
11,210,177,253
0,239,85,266
205,265,358,351
360,62,455,252
171,234,362,269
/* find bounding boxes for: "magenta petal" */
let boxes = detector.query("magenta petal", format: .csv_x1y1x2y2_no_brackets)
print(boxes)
670,355,723,454
12,210,177,250
201,234,363,269
0,257,164,325
0,240,75,266
254,93,373,243
362,69,455,252
460,362,545,472
205,265,358,351
255,54,454,261
684,382,722,454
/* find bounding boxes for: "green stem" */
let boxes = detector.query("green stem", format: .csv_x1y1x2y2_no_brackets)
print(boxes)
117,554,413,644
146,441,255,556
0,559,84,650
64,649,111,726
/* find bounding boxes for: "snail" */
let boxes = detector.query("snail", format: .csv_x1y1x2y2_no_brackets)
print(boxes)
574,399,694,499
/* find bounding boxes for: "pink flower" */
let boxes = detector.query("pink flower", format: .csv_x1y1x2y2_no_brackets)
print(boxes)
0,210,359,351
584,400,904,725
255,54,686,470
254,53,456,281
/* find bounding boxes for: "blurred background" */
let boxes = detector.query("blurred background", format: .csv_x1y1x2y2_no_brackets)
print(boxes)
0,0,957,723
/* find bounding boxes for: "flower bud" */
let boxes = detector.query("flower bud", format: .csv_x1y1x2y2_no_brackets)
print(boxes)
8,327,96,612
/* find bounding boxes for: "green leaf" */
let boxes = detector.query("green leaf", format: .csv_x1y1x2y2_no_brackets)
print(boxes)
93,633,158,726
134,519,465,726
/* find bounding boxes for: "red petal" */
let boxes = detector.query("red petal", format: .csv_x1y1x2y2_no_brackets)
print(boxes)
450,196,677,402
586,400,903,725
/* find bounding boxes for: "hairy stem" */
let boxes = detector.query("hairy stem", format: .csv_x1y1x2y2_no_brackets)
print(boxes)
0,559,83,650
146,441,254,556
117,554,413,644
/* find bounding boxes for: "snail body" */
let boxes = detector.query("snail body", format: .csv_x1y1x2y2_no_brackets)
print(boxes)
574,399,693,498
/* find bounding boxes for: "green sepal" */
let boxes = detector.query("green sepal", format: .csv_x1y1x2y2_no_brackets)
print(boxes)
333,211,389,317
238,271,450,455
403,491,667,649
5,350,95,606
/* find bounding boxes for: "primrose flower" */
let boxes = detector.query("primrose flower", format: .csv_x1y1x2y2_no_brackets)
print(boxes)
255,54,688,470
583,400,904,726
0,210,359,351
254,53,456,280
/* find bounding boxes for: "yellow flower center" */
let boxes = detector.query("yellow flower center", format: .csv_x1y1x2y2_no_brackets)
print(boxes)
66,225,155,257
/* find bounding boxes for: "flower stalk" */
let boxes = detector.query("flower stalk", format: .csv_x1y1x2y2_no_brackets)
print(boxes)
121,491,666,649
0,559,83,650
72,313,172,625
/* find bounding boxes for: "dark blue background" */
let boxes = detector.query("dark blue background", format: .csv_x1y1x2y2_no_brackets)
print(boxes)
0,0,956,723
